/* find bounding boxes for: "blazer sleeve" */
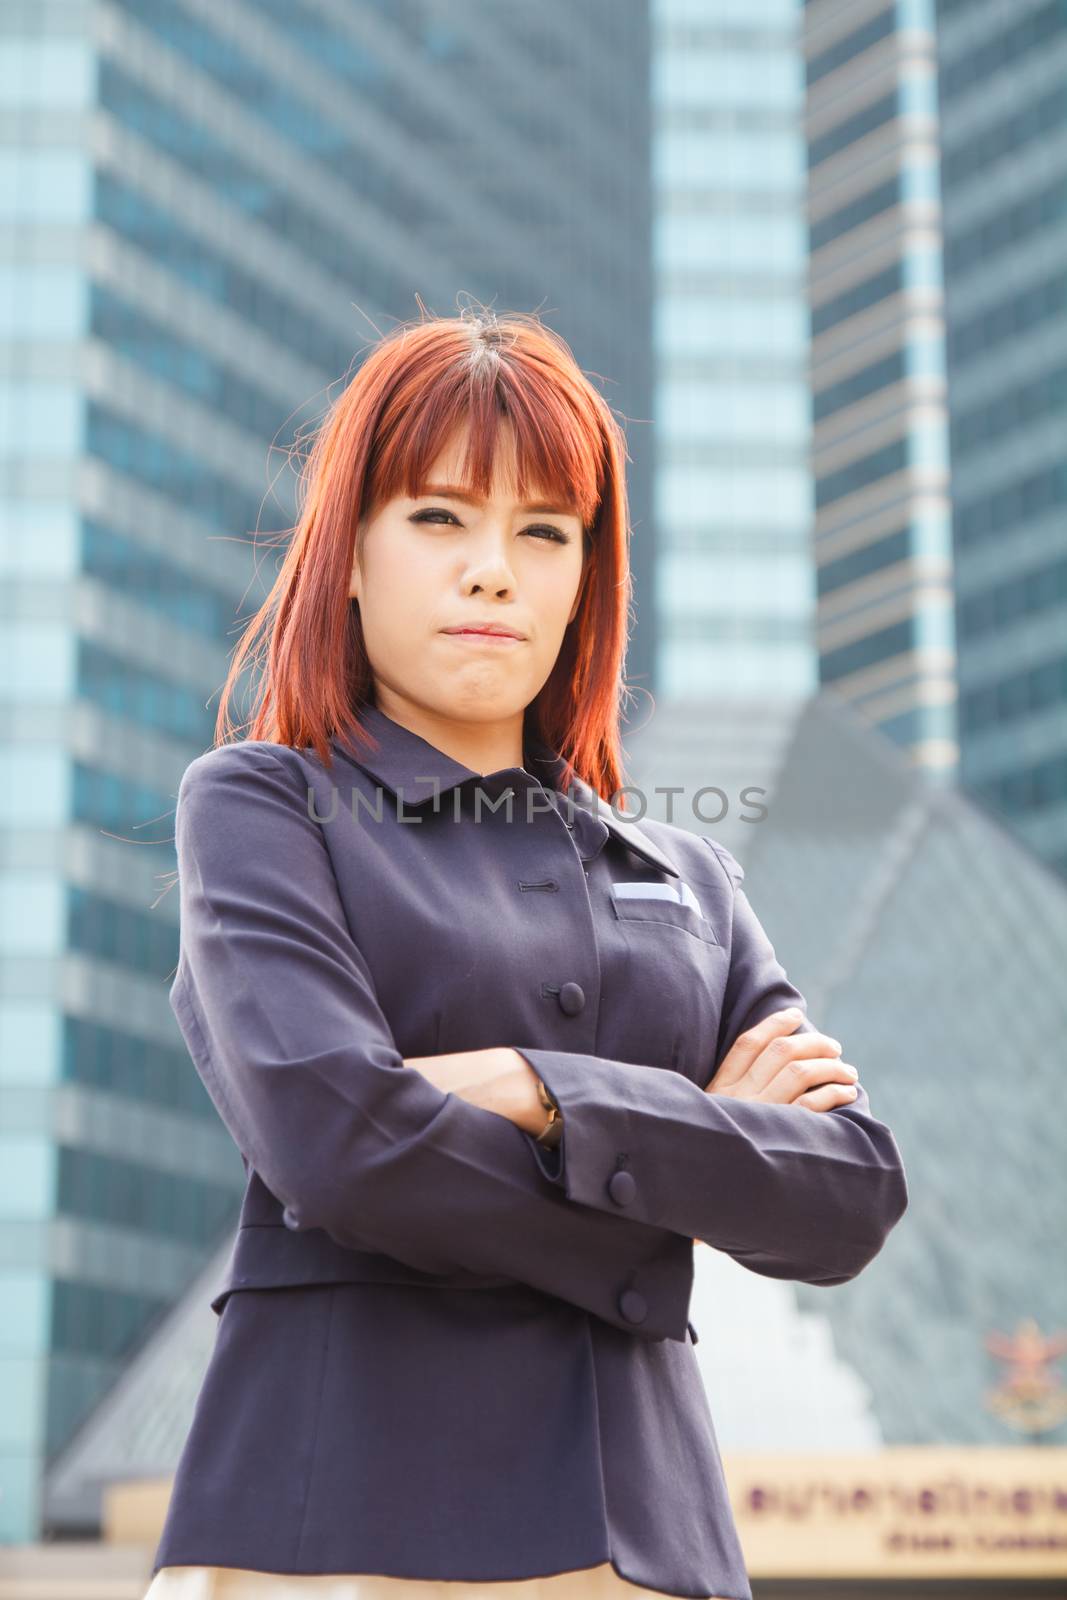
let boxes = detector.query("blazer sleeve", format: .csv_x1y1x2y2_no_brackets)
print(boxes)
512,838,909,1287
168,743,694,1343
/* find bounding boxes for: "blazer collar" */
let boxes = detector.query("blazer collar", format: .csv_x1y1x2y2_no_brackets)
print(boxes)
331,702,680,881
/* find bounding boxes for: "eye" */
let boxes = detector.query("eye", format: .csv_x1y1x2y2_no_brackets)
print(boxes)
525,526,572,545
410,508,461,528
409,507,571,545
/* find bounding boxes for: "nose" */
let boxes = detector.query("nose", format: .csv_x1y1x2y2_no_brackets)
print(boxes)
462,532,517,597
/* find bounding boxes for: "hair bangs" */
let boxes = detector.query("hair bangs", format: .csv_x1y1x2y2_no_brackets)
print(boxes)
364,338,604,531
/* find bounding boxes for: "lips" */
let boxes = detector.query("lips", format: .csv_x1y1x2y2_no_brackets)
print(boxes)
442,625,526,640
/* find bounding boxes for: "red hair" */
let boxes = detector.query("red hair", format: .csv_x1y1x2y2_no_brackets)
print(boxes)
216,306,641,805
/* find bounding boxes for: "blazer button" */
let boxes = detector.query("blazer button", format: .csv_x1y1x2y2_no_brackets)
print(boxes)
618,1287,648,1325
607,1169,636,1206
282,1206,302,1231
558,981,585,1016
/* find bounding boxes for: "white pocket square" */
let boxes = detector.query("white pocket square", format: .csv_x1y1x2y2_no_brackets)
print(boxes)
611,879,705,918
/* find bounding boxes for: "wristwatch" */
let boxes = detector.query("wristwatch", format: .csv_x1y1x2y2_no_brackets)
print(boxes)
534,1077,563,1148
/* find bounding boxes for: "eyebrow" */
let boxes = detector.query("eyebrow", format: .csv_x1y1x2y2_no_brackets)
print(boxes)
417,484,578,516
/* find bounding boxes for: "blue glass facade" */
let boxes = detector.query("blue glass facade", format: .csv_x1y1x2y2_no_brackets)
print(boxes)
653,0,817,698
804,0,957,775
1,0,654,1542
936,0,1067,877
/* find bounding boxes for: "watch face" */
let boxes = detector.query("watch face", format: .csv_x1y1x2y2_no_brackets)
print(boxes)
537,1119,562,1149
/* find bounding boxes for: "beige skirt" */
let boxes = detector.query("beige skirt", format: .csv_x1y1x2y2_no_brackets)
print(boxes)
143,1560,723,1600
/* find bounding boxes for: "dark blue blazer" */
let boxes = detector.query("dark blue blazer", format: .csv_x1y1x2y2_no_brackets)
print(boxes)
154,702,908,1598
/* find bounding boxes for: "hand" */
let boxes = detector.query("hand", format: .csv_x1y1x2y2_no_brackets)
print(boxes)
403,1047,546,1136
702,1007,860,1111
691,1008,861,1247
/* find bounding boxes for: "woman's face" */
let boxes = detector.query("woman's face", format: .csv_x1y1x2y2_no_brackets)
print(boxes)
349,423,586,733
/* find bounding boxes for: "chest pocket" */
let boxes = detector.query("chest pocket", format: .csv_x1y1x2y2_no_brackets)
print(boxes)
610,879,720,945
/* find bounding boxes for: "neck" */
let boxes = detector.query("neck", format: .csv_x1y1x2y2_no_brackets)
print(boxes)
370,692,528,778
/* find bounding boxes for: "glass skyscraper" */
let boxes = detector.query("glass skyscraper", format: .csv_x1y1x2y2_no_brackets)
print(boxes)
803,0,957,777
653,0,817,702
0,0,654,1543
935,0,1067,878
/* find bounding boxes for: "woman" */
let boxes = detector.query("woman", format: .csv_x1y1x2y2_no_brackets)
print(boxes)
145,309,908,1600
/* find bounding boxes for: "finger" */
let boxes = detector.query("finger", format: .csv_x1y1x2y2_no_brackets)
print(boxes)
708,1006,817,1091
793,1080,861,1113
777,1057,859,1096
745,1027,843,1099
703,1060,855,1105
762,1051,858,1105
